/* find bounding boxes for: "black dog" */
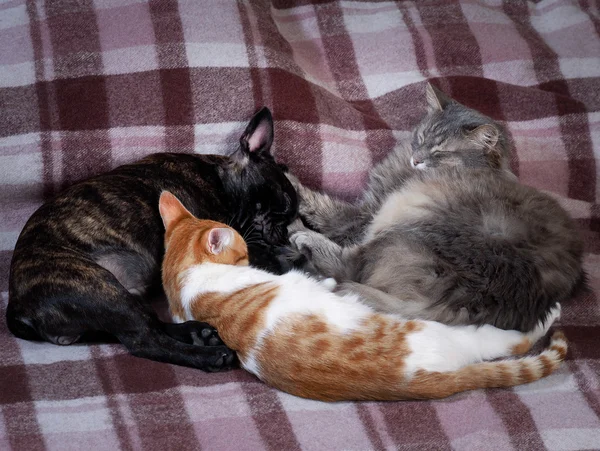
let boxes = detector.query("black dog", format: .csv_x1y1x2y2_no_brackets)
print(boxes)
7,108,298,371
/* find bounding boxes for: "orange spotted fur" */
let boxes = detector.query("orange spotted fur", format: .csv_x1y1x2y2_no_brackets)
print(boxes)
160,191,568,402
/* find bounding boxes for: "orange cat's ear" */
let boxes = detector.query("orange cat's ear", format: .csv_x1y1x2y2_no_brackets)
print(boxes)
207,228,234,254
159,191,192,231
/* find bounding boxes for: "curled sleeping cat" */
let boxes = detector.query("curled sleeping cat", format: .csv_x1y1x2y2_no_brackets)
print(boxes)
286,83,585,333
160,191,567,401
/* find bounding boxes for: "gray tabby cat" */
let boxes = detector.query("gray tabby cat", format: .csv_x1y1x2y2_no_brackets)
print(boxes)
288,83,584,332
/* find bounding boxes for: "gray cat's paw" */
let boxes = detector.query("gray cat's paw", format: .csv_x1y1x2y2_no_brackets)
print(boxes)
291,230,342,256
290,230,321,254
290,230,345,279
288,218,309,236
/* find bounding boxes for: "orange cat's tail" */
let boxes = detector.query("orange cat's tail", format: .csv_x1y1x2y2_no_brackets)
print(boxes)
406,331,568,400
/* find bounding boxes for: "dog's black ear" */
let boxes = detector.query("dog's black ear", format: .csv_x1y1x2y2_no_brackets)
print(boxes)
239,107,274,157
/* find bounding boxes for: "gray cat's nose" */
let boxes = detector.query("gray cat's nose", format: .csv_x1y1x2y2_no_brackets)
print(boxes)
411,157,421,167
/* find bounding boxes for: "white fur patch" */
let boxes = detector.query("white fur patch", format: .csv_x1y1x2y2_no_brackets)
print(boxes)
179,263,278,320
527,304,561,344
411,156,427,170
320,277,337,291
365,187,434,240
403,320,529,375
244,270,372,380
262,270,371,333
240,352,261,376
179,264,371,333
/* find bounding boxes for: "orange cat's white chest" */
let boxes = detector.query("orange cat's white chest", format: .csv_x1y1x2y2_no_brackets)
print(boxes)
179,264,372,330
261,271,372,333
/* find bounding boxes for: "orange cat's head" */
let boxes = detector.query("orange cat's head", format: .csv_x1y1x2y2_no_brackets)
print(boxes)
158,191,249,269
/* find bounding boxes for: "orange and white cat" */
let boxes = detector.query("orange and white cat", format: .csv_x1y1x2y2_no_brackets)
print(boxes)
159,191,567,401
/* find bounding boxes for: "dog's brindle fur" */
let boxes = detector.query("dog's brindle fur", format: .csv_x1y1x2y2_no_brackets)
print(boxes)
6,108,298,372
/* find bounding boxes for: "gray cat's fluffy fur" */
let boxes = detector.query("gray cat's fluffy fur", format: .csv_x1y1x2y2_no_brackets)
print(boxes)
289,83,585,332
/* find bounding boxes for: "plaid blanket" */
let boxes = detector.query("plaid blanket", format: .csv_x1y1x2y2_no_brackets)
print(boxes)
1,0,599,449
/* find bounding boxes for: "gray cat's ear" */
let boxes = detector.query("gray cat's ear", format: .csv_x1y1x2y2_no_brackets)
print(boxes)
469,124,500,150
159,191,192,231
426,83,453,112
207,228,234,255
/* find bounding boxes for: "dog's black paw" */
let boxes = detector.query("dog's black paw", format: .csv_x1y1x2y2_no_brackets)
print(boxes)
204,346,239,372
164,321,225,347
